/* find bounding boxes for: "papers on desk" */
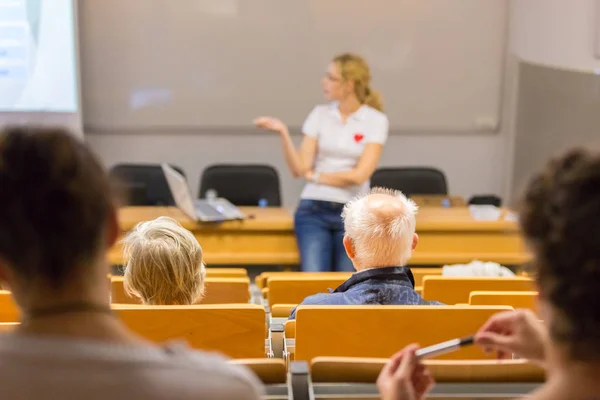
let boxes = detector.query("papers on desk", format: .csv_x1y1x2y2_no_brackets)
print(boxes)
504,211,519,222
469,205,520,222
469,205,501,221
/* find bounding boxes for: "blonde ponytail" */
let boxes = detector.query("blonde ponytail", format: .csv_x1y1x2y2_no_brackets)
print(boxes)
363,86,384,112
333,53,384,112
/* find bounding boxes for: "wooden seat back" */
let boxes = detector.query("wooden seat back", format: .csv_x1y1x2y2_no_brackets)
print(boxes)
111,276,251,304
113,304,266,358
469,291,538,311
410,268,442,286
204,268,248,278
229,359,287,384
285,320,296,337
422,277,535,304
310,357,545,383
271,304,297,318
293,306,511,361
256,272,352,289
267,276,349,308
0,291,18,323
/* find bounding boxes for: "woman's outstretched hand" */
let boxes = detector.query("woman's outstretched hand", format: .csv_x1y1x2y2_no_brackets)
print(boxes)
377,344,435,400
254,117,288,135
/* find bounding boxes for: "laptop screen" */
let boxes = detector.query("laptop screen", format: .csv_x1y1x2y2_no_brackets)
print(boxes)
161,163,197,221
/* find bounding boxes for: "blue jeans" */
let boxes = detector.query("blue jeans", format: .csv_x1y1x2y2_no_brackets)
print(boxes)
294,199,354,272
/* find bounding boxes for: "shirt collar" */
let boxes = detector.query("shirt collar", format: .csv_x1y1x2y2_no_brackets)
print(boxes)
333,266,416,293
329,102,368,122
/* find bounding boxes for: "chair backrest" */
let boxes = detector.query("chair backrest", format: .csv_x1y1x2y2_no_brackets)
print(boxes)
469,195,502,207
370,167,448,197
271,304,297,318
113,304,266,358
0,291,18,323
204,268,248,278
256,271,351,289
410,268,443,287
111,276,251,305
229,359,287,384
310,358,544,383
199,164,282,206
293,305,511,361
267,276,350,308
285,320,296,337
109,163,186,206
422,277,536,305
469,291,538,311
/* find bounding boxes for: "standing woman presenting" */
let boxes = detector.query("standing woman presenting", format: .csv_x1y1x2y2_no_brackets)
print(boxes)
255,53,389,272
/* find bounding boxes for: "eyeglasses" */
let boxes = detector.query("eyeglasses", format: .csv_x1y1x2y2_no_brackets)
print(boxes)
324,73,342,82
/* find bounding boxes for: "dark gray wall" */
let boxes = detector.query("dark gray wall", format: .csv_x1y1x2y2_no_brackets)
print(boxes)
511,62,600,200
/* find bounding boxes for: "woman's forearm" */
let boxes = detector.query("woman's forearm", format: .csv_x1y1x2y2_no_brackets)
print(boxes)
279,130,309,177
315,170,365,188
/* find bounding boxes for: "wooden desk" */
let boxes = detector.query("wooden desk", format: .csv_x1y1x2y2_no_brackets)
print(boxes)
109,206,530,266
110,207,297,266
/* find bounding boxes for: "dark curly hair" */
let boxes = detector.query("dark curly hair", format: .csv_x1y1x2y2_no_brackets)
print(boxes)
0,126,115,288
520,148,600,361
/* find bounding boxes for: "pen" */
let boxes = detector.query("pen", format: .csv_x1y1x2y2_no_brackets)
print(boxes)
415,335,475,360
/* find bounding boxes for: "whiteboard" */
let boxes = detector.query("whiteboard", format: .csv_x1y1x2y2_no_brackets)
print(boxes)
79,0,507,132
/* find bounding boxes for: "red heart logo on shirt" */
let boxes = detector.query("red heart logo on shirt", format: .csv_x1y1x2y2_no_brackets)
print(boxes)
354,133,364,143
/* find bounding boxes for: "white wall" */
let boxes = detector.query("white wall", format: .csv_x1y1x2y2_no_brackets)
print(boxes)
85,1,600,207
511,0,600,71
86,2,521,207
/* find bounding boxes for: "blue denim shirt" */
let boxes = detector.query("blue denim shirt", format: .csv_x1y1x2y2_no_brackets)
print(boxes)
289,267,444,320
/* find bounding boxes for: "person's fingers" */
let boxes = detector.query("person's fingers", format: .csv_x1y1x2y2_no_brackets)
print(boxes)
378,349,405,379
477,311,517,336
423,370,436,396
475,332,514,349
395,344,419,378
413,367,435,398
413,371,428,395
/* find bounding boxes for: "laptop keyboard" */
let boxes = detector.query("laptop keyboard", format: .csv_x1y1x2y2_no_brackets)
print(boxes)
194,201,223,218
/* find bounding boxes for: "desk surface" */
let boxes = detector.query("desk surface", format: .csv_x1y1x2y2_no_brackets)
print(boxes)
114,206,528,266
118,206,519,233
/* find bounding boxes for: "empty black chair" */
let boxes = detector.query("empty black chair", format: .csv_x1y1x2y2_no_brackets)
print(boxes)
370,167,448,198
109,163,186,206
198,164,282,206
469,195,502,207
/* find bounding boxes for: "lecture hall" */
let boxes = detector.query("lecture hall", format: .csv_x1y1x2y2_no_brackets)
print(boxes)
1,1,600,399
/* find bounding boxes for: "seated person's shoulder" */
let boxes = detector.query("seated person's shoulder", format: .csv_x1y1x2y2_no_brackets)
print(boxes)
289,292,346,319
156,344,264,399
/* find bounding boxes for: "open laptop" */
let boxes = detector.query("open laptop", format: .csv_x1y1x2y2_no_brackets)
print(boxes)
161,163,245,222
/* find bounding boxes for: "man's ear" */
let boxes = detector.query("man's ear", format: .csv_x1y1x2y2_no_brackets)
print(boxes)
412,233,419,250
343,235,355,260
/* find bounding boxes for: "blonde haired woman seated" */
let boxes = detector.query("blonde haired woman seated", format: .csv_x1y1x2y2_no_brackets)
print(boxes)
123,216,206,305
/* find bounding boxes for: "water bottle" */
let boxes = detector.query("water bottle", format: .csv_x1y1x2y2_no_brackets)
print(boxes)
206,189,217,201
258,198,268,208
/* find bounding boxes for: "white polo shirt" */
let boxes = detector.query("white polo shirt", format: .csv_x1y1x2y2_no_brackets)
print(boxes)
300,102,389,204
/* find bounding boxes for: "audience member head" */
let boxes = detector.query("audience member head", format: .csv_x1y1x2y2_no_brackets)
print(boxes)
123,216,206,305
342,187,418,270
520,149,600,362
0,126,117,310
323,53,383,111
